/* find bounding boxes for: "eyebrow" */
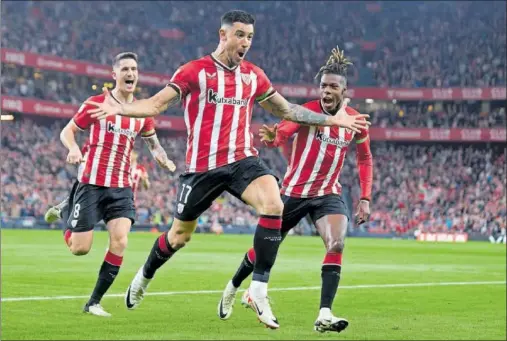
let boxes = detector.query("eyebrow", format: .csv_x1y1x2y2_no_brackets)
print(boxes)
236,30,254,36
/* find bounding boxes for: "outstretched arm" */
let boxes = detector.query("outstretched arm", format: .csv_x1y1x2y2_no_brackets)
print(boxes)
87,86,179,119
259,92,370,133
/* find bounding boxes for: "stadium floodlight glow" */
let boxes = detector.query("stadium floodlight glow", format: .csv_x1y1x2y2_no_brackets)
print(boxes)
365,98,374,104
1,114,15,121
392,99,397,104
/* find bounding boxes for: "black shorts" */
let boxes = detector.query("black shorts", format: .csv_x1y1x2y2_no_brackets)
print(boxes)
175,156,277,221
61,180,80,223
67,183,135,233
281,194,349,234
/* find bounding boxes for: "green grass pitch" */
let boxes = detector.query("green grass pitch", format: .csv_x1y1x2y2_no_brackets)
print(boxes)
1,229,505,340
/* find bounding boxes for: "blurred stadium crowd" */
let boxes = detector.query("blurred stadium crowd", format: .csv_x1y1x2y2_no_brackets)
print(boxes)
1,1,505,238
1,118,505,237
2,1,505,86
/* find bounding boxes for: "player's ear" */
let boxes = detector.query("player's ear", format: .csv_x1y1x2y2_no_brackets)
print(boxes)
218,27,227,42
112,70,117,81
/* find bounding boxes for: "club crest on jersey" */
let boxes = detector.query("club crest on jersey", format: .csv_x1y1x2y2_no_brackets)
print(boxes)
207,89,248,107
206,72,216,79
315,130,350,147
107,121,136,138
241,73,252,85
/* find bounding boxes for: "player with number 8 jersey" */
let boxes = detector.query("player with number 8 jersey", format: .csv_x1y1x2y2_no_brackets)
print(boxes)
59,52,175,318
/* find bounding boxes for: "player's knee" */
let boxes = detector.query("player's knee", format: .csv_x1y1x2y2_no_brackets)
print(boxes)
259,198,284,216
326,239,345,254
109,235,128,253
70,244,91,256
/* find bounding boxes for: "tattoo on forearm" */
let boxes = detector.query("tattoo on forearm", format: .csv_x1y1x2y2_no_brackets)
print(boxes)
285,103,328,125
144,134,159,150
165,96,180,110
144,134,168,158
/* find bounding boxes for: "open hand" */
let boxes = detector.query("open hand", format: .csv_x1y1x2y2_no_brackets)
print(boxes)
259,124,278,144
85,88,122,120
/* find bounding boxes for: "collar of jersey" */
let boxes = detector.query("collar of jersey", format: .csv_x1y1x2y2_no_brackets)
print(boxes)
210,53,239,72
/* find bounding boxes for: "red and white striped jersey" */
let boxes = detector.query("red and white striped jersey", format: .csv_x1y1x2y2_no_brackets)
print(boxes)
268,100,371,199
130,164,147,201
77,138,90,176
73,94,155,188
169,54,274,173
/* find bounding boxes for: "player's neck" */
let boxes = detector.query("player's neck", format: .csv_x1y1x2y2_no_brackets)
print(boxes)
111,88,134,104
212,47,238,69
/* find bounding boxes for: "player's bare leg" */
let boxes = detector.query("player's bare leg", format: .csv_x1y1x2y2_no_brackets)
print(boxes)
237,175,283,329
312,214,349,333
125,218,197,309
84,217,131,317
67,230,93,255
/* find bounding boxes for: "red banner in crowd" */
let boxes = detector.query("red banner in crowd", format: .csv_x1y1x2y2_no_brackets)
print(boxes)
2,97,505,142
2,48,506,100
276,84,506,100
1,48,172,87
368,127,506,142
0,96,186,130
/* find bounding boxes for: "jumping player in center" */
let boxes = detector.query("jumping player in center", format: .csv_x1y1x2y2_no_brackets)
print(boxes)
85,11,370,329
218,47,373,333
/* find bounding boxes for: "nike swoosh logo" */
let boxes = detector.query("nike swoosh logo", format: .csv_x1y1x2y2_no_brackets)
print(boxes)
125,286,134,309
252,301,263,316
218,299,227,318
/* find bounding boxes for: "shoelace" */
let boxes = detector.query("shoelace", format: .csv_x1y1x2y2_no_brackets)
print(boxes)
223,290,236,305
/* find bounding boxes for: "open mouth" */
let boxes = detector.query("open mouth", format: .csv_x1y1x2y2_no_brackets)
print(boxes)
238,51,245,58
125,80,135,85
322,97,334,105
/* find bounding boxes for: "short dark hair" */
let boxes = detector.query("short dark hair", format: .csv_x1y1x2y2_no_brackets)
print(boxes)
112,52,138,68
315,46,353,80
221,10,255,26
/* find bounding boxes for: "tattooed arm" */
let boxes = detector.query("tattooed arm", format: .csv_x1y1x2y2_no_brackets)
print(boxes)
142,133,176,172
258,91,370,133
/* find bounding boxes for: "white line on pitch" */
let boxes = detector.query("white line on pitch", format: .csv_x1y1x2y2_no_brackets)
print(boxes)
2,281,505,303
